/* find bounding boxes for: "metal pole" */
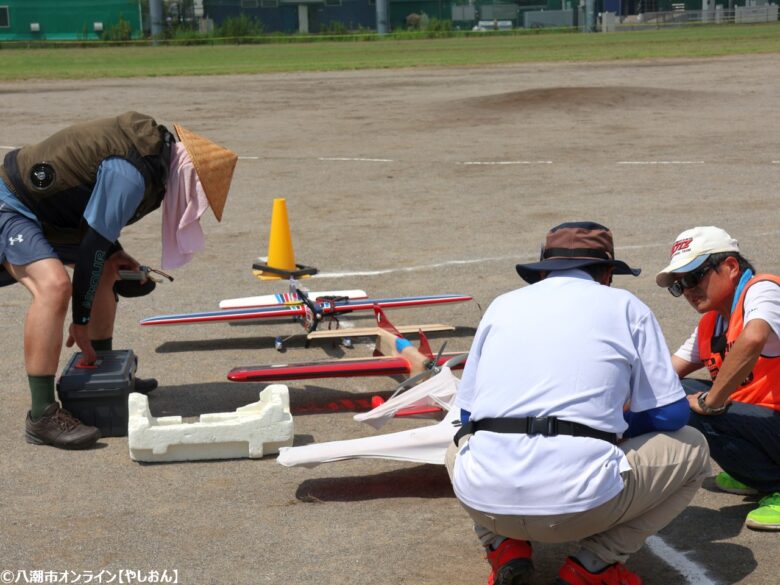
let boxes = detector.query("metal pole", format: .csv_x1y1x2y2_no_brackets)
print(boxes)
376,0,389,34
150,0,164,43
585,0,595,30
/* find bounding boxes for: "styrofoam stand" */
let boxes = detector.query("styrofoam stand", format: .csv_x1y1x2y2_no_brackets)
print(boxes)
128,385,294,462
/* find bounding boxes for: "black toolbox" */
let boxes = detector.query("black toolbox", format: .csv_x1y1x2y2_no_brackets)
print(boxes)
56,350,137,437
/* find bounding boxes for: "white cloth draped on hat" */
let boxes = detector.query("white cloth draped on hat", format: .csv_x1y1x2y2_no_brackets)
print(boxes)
161,142,210,270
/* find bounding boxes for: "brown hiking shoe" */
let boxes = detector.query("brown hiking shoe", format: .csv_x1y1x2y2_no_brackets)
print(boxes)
25,403,100,449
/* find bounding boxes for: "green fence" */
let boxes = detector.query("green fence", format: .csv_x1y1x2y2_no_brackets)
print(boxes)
0,0,141,41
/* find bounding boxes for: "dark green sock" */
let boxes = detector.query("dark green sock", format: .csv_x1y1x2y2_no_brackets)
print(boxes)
92,337,113,352
29,375,56,419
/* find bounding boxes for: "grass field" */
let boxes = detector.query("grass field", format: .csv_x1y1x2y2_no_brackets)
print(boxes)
0,23,779,80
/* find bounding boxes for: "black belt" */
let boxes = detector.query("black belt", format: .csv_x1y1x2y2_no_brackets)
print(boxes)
453,416,618,446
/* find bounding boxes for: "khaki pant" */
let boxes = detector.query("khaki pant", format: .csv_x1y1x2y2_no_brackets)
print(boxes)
445,426,710,564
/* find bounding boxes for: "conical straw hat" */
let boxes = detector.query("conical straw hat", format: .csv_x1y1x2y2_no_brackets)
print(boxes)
173,124,238,222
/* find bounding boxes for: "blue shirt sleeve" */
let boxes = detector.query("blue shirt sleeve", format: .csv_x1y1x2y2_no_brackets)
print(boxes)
0,179,37,220
83,158,145,243
623,397,689,438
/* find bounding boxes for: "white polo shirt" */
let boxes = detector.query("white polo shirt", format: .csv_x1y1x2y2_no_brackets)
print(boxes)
453,269,684,516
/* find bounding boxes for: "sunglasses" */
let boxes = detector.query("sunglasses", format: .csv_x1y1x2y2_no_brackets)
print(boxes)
668,262,715,297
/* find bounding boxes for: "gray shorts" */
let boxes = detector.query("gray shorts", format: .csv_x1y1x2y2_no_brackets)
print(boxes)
0,208,79,286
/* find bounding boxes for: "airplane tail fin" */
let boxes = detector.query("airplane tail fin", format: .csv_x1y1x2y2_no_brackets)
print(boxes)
417,330,433,359
373,305,402,337
373,305,403,357
372,306,433,368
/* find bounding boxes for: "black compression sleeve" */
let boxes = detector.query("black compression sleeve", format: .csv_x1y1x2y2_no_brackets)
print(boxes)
72,227,114,326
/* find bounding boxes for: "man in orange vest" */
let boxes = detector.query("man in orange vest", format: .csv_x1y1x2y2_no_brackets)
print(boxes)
657,226,780,531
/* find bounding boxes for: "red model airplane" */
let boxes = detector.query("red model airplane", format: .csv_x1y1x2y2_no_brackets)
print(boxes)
227,306,467,383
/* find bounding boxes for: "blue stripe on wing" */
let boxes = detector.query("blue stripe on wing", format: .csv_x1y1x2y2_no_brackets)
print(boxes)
140,303,305,325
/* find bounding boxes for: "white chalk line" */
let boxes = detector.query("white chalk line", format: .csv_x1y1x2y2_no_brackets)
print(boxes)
646,536,718,585
1,145,777,166
617,161,705,165
315,231,780,279
317,242,668,278
243,156,777,166
459,160,553,165
319,157,394,162
317,256,518,278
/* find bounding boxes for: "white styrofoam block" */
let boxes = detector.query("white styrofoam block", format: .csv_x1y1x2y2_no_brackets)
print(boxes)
128,385,294,462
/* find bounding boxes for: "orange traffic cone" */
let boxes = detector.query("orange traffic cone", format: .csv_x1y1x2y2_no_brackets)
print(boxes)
252,198,317,280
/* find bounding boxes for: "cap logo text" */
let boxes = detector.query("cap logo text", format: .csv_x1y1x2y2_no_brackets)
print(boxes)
670,238,693,256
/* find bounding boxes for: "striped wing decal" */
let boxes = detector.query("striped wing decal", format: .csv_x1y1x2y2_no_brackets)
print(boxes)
140,303,306,326
275,291,304,304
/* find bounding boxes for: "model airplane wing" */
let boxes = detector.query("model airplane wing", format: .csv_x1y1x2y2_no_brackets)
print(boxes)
140,303,306,326
218,289,368,310
140,293,472,328
323,294,472,313
354,366,459,429
277,406,459,468
227,352,464,382
277,368,460,468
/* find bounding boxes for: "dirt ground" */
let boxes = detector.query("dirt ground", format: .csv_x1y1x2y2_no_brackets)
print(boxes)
1,54,779,585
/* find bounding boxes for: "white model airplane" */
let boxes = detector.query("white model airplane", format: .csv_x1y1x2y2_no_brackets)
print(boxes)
276,366,461,468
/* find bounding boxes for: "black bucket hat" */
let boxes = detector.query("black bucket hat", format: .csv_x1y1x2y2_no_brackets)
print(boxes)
516,221,641,284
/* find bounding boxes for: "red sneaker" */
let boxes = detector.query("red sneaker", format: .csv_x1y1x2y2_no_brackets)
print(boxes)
486,539,534,585
556,557,642,585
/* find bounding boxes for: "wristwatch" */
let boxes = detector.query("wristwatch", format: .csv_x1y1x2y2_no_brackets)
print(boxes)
697,391,729,415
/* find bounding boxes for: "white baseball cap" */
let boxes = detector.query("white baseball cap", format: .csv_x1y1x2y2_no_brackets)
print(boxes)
656,226,740,287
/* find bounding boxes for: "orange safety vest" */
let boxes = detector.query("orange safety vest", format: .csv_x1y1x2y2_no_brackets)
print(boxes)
697,274,780,411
